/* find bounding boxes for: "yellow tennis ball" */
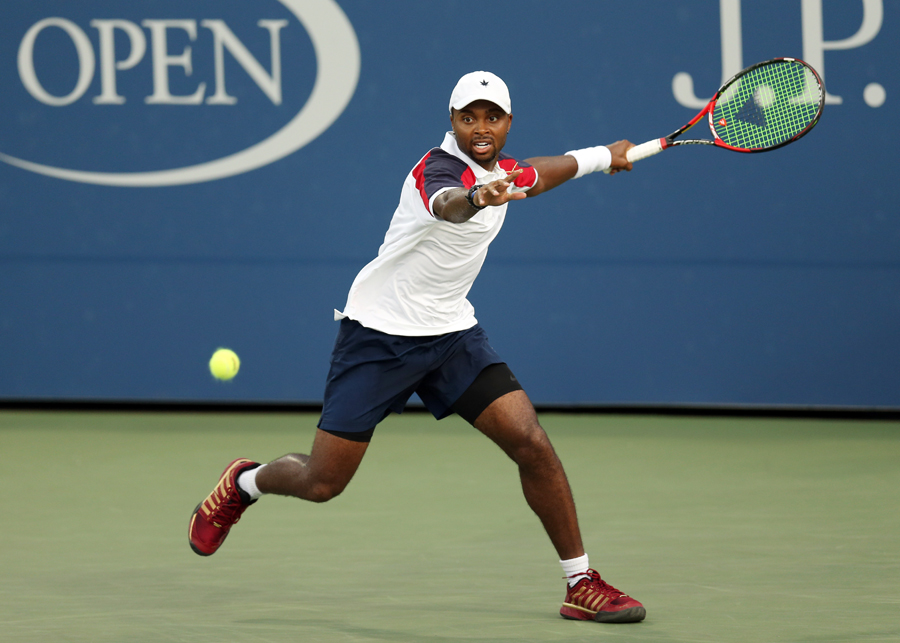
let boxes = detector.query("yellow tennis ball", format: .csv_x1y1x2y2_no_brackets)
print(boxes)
209,348,240,381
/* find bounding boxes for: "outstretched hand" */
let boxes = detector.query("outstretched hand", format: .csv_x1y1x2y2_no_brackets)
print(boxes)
472,169,528,207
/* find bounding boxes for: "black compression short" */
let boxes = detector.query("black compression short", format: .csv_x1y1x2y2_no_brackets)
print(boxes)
451,362,523,426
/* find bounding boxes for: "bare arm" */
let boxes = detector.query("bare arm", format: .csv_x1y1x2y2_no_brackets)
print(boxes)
525,140,635,197
433,170,526,223
433,140,634,221
521,155,578,197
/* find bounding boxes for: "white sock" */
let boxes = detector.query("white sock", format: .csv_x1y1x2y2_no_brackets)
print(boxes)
237,464,265,500
560,554,591,587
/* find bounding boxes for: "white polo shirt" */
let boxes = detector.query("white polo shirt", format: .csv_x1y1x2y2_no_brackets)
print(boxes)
335,131,539,336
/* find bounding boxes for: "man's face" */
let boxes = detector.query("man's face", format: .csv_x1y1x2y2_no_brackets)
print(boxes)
450,100,513,170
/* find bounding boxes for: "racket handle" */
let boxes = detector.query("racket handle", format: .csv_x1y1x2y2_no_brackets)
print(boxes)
627,138,665,162
603,138,665,173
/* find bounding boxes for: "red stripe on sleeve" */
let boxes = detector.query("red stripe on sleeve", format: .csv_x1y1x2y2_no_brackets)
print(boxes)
514,166,537,188
461,167,477,190
498,158,538,188
497,158,519,173
412,152,432,211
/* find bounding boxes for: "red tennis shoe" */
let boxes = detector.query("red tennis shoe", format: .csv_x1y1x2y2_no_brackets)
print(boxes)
189,458,260,556
560,569,646,623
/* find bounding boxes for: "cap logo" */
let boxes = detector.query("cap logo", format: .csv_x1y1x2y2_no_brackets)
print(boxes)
480,79,489,86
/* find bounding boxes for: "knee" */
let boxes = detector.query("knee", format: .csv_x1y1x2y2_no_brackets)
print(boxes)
303,479,347,503
509,425,557,469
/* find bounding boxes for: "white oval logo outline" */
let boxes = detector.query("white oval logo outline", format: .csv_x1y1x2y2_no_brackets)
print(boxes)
0,0,360,187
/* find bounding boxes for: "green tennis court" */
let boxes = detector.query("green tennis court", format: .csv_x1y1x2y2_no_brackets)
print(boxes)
2,410,897,642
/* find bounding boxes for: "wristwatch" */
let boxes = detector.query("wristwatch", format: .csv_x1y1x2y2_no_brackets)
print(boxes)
465,184,486,210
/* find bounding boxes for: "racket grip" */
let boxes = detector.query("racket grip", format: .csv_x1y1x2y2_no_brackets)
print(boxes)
627,139,665,162
603,138,665,173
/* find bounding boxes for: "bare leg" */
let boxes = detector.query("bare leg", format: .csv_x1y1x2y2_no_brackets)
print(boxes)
255,428,369,502
474,390,584,560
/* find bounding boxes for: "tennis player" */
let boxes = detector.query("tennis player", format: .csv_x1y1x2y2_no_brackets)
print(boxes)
190,71,645,624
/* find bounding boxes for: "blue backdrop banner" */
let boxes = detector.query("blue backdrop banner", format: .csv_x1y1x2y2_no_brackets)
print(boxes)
1,0,897,407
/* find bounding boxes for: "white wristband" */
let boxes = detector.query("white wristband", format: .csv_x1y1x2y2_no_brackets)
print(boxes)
565,146,612,178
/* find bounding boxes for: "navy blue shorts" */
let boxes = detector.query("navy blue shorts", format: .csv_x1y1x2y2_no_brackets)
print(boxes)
318,319,505,437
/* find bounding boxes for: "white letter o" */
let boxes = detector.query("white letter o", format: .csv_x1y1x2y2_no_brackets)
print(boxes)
18,18,96,106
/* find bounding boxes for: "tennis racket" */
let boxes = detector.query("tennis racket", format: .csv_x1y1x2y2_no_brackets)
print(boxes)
612,57,824,168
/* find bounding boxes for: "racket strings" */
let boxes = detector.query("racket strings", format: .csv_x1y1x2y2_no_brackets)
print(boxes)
712,61,821,150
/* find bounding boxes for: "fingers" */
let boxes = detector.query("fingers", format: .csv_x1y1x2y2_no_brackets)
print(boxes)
502,168,523,183
477,183,505,207
484,181,506,198
474,173,524,207
621,140,634,172
606,139,634,173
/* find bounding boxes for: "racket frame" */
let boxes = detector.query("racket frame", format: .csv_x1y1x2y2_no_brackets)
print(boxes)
608,57,825,170
661,57,825,154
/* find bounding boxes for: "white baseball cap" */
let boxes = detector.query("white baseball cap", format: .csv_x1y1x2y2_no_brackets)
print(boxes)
449,71,511,114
